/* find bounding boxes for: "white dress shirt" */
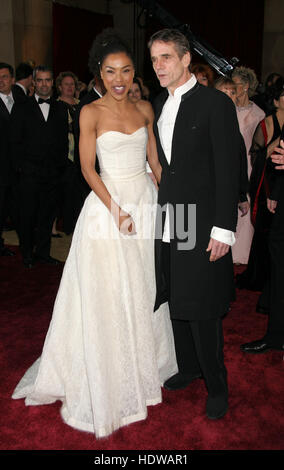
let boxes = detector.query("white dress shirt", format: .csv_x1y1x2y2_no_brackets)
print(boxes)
0,91,14,113
35,93,50,121
158,74,235,245
15,82,27,95
15,82,28,95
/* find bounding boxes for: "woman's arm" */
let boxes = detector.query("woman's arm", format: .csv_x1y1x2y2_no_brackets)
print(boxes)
137,100,162,185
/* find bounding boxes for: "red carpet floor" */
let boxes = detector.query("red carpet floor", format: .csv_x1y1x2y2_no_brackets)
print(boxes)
0,247,283,452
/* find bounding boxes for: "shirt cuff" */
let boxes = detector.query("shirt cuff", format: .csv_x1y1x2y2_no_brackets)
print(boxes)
146,162,152,173
210,226,236,246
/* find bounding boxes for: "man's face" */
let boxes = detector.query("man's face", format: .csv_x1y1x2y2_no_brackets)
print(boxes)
0,68,14,95
150,40,191,94
33,71,53,98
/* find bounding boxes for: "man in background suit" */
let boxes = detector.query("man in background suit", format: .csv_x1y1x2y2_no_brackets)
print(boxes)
12,62,33,100
73,37,106,205
10,65,68,268
0,62,25,257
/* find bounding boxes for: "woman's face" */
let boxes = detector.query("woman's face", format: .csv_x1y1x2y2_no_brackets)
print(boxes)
59,76,76,98
232,75,248,99
100,52,135,101
128,82,142,103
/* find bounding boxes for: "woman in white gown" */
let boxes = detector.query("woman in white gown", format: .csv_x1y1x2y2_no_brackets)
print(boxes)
12,32,177,438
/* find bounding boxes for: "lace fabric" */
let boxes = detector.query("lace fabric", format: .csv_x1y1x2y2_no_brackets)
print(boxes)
12,127,177,437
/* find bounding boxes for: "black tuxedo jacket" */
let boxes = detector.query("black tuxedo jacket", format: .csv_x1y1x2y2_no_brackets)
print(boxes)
153,83,240,320
10,96,68,179
12,84,29,102
0,89,27,186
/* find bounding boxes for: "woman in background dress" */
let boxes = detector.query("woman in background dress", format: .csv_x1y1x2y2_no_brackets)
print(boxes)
231,66,265,264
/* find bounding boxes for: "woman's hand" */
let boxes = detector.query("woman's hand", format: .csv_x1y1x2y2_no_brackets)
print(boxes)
271,140,284,169
267,198,278,214
117,209,136,236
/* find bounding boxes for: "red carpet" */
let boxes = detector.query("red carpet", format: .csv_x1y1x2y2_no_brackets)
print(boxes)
0,247,283,451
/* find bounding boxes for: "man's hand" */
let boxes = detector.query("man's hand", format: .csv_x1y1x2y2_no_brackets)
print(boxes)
206,238,230,262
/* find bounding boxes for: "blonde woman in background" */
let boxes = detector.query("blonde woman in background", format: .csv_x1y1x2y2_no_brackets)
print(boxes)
231,66,265,264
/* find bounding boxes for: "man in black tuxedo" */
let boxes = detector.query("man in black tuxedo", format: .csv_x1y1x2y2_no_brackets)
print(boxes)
12,62,33,100
149,29,240,419
0,62,24,257
10,65,68,267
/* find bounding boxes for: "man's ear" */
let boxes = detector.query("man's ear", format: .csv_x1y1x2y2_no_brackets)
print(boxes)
182,51,191,69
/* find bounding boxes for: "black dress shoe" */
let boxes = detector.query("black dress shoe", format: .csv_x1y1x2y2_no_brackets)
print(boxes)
0,247,15,256
240,339,272,354
241,339,284,353
206,395,228,420
163,372,202,391
35,256,62,265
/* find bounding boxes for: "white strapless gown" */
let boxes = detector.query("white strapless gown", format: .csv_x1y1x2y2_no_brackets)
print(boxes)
12,127,177,438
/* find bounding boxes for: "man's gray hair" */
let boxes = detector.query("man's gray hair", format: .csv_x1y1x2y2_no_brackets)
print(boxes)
148,28,191,59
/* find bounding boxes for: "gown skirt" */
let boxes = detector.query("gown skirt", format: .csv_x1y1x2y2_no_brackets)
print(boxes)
12,127,178,438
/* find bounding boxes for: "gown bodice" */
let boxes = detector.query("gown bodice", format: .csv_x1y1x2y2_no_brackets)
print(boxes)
96,127,148,180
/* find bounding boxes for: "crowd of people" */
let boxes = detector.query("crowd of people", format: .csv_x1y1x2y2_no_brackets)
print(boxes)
1,55,282,270
0,27,283,438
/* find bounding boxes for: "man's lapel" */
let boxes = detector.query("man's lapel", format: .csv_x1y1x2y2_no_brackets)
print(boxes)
0,96,10,118
170,82,200,168
47,97,56,123
31,95,46,122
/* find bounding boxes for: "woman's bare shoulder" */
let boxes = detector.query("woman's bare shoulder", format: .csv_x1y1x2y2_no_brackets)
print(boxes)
80,99,105,127
135,99,154,122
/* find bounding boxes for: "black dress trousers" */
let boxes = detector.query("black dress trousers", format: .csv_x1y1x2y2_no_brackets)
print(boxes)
265,195,284,347
162,242,228,397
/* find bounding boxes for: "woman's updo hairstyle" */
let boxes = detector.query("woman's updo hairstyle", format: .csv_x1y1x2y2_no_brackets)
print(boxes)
88,28,134,77
266,76,284,113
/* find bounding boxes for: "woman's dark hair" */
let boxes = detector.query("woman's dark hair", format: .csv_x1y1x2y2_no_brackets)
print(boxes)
88,28,134,77
265,72,282,89
266,76,284,111
132,77,143,95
